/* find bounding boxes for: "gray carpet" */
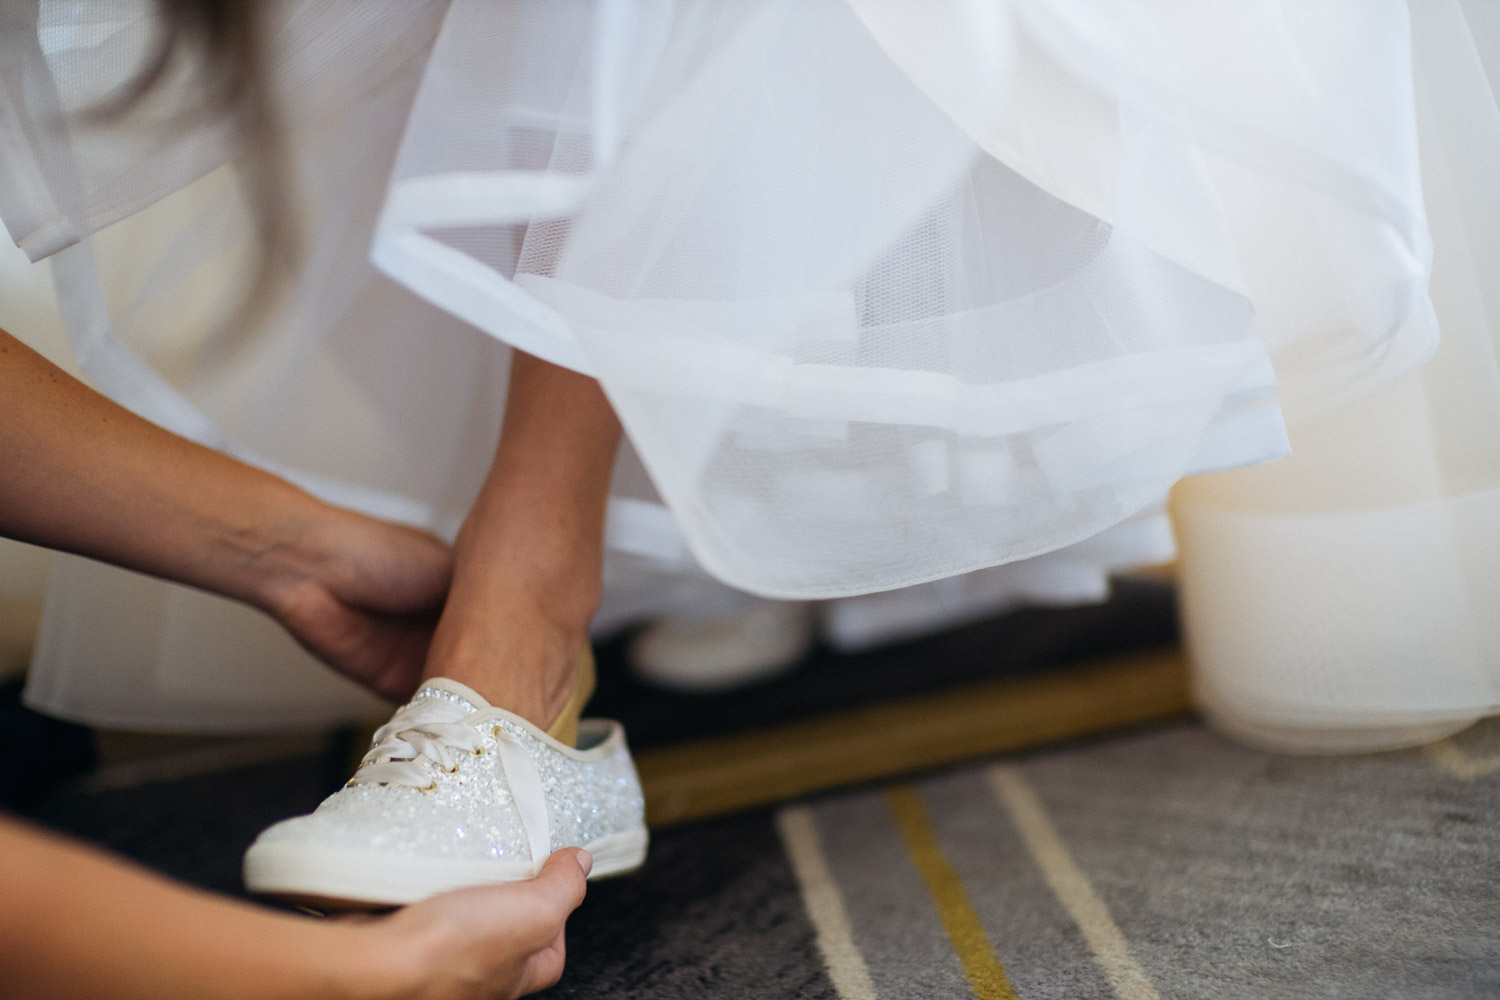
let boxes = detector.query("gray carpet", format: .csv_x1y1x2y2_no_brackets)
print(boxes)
18,716,1500,998
790,719,1500,1000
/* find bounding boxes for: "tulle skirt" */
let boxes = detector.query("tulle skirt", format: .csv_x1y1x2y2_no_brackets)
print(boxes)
1,0,1495,745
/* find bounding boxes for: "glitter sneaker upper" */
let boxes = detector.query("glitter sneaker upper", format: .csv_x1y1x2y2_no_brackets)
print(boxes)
254,683,645,865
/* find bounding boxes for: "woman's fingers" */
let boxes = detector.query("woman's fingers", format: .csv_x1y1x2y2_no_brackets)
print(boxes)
516,928,570,997
473,850,589,996
529,848,592,914
270,578,438,701
378,848,593,999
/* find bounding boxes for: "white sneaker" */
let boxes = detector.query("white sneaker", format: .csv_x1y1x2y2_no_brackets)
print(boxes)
243,678,648,908
629,600,818,692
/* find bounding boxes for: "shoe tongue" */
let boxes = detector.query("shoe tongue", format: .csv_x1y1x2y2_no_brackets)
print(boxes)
412,677,493,714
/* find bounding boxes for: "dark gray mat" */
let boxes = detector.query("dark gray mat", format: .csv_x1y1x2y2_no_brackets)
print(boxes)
15,711,1499,998
22,756,835,999
552,812,834,999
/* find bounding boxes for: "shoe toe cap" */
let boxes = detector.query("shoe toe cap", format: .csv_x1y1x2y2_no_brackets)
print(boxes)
253,783,533,863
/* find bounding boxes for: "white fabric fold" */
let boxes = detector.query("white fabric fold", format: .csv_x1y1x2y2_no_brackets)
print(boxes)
1,0,1495,747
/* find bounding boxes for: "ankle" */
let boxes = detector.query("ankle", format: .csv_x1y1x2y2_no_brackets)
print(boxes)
445,567,600,648
423,594,591,729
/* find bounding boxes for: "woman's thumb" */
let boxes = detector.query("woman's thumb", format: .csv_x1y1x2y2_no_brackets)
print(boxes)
530,849,591,910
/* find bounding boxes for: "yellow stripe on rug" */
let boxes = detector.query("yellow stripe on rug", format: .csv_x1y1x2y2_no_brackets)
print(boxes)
884,784,1020,1000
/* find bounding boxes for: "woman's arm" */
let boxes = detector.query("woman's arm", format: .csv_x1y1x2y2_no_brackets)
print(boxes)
0,327,451,701
0,329,590,998
0,815,589,1000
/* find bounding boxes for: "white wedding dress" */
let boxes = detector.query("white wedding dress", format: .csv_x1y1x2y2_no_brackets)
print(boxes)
0,0,1494,748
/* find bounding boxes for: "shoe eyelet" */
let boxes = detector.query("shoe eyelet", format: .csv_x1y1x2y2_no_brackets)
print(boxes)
443,763,460,774
491,726,503,739
419,782,436,794
470,747,485,757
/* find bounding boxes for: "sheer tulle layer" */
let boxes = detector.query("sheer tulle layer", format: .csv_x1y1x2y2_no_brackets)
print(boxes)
372,0,1431,597
1,0,1495,741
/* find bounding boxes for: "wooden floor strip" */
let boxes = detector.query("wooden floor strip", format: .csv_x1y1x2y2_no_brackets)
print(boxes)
637,649,1189,827
1426,738,1500,780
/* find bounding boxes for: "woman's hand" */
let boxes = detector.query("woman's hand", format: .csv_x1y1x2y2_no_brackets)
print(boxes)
261,507,453,704
356,849,592,1000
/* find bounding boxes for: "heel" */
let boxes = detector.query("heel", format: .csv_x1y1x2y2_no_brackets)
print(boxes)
545,646,597,747
585,827,650,880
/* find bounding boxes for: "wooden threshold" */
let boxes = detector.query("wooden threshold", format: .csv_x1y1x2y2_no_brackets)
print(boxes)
636,647,1190,828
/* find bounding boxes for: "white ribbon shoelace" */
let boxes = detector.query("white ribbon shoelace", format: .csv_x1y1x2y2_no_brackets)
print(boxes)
349,699,553,870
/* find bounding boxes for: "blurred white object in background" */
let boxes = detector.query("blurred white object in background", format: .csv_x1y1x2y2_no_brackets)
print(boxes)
624,510,1176,692
630,601,819,693
1173,0,1500,752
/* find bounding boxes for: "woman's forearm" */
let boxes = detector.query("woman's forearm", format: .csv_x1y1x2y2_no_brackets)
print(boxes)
1,324,452,703
0,816,405,1000
0,815,590,1000
0,327,327,612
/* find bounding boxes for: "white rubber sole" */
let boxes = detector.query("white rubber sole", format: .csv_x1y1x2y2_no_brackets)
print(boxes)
244,826,649,908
